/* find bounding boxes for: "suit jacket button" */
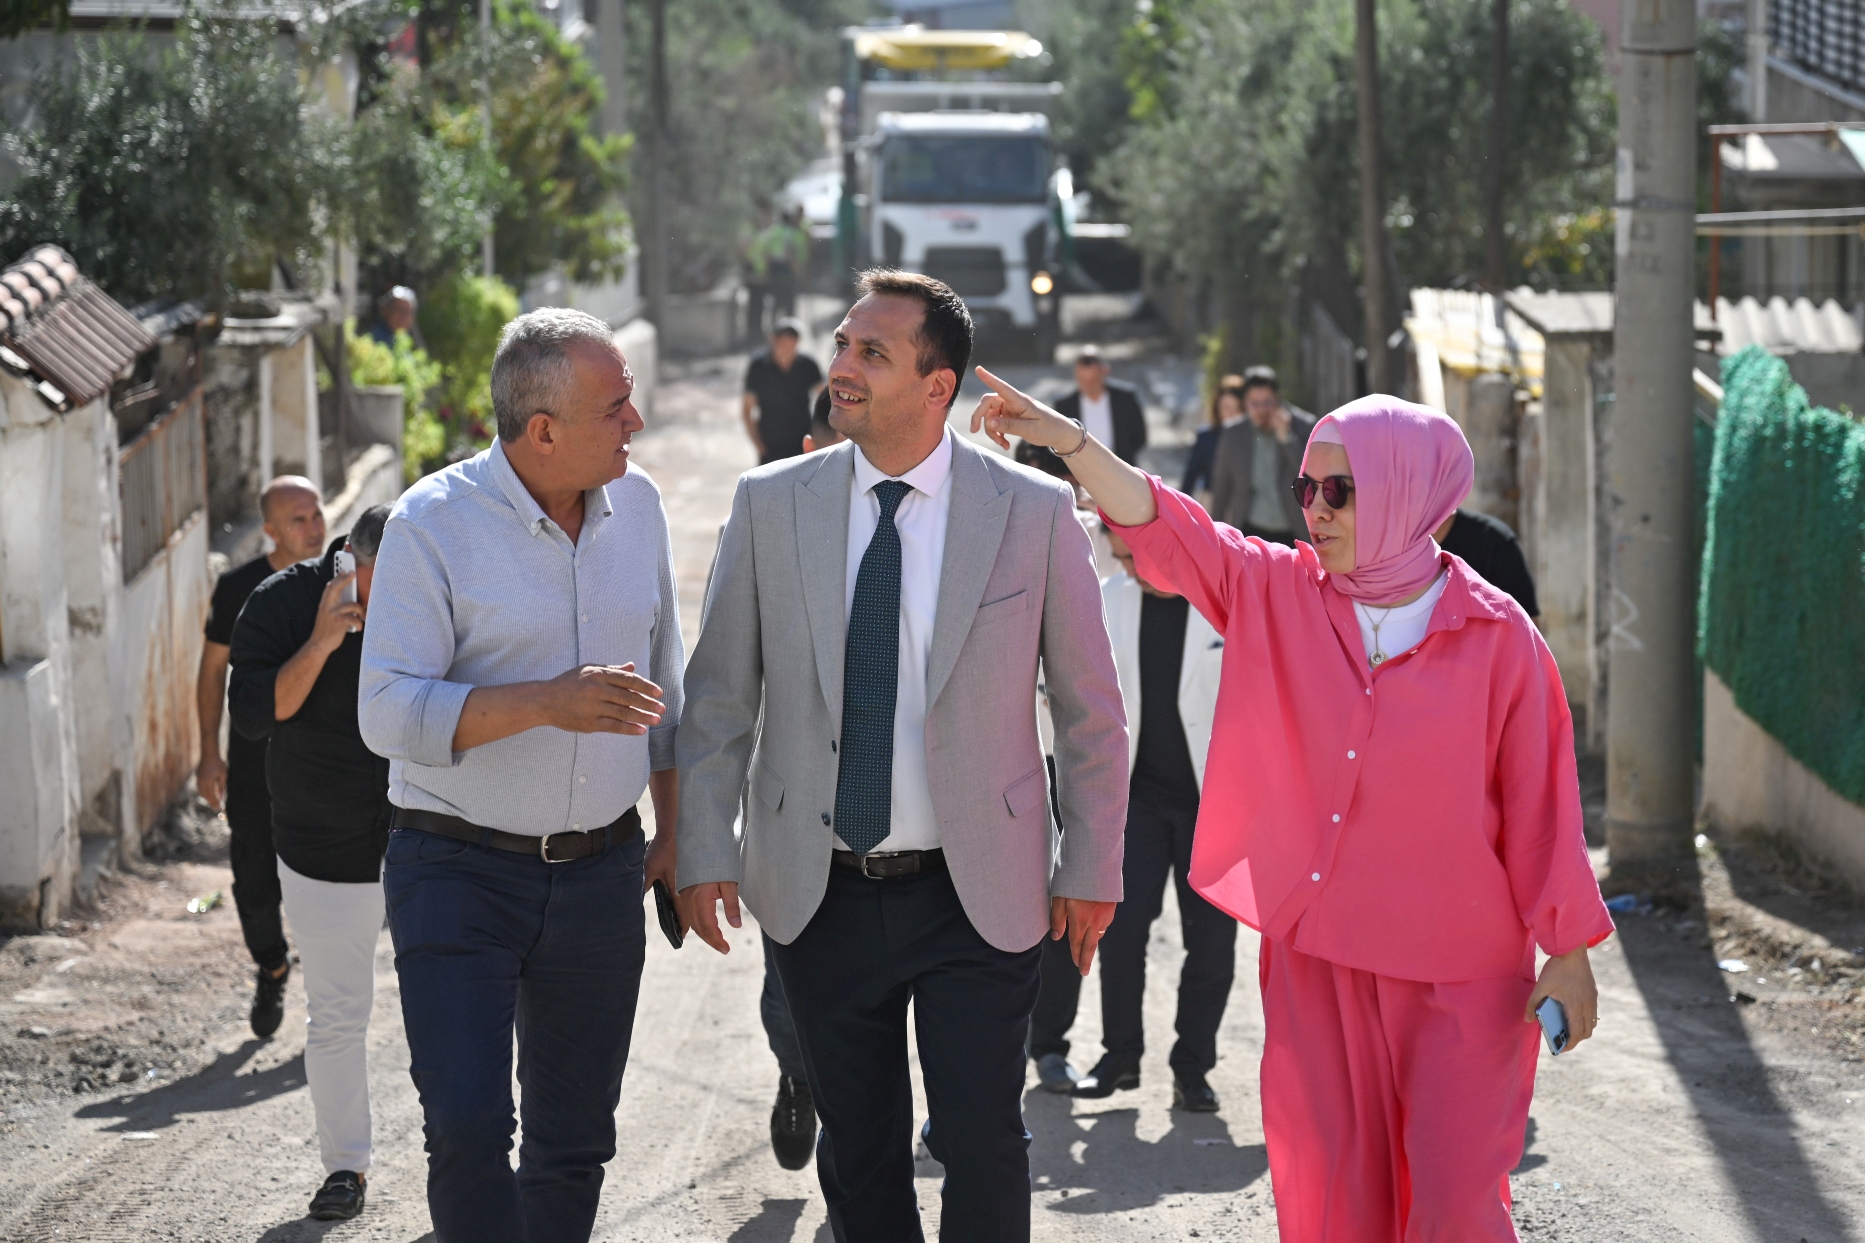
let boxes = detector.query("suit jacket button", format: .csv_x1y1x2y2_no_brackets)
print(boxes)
821,813,831,825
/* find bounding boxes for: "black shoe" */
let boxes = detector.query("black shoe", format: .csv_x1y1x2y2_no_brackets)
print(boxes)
308,1170,365,1221
1070,1058,1140,1099
771,1074,816,1170
251,964,289,1040
1172,1072,1221,1113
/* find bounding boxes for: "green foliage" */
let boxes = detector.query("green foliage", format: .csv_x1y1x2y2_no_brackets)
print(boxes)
0,10,330,304
1011,0,1137,197
418,271,519,422
1700,346,1865,804
627,0,863,293
1094,0,1616,307
343,320,452,483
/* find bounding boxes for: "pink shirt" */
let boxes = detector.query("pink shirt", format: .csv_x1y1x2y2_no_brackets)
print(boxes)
1108,479,1613,983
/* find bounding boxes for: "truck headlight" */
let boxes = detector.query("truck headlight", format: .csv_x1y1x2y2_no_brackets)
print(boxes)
1030,271,1054,296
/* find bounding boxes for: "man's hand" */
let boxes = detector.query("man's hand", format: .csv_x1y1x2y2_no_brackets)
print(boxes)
683,881,741,954
310,573,366,653
1051,896,1119,977
1526,946,1599,1050
196,753,228,812
642,832,681,908
538,664,665,736
1270,403,1293,444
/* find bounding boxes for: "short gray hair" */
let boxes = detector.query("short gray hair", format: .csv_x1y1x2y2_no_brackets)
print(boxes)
346,504,392,561
490,308,617,443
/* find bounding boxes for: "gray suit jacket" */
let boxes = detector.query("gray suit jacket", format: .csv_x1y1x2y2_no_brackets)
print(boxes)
1209,408,1318,534
675,436,1129,952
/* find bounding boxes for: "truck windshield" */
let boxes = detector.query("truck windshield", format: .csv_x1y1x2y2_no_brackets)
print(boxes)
881,136,1050,204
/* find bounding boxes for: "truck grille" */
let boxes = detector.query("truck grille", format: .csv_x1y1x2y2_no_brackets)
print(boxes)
922,247,1007,297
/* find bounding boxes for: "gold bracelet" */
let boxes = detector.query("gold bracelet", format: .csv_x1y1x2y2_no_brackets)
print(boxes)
1054,420,1091,458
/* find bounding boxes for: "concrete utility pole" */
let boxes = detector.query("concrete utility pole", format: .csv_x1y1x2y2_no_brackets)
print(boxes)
1484,0,1510,292
645,0,670,332
596,0,627,139
1606,0,1699,873
1747,0,1769,121
1353,0,1393,394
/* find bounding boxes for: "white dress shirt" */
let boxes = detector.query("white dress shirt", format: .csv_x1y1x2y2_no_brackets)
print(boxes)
1078,389,1114,450
358,439,685,835
838,428,954,852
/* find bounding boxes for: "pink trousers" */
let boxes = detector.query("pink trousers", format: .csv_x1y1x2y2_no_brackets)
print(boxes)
1258,937,1540,1243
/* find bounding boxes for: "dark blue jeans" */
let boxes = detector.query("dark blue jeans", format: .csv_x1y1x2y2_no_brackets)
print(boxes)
383,827,646,1243
770,866,1041,1243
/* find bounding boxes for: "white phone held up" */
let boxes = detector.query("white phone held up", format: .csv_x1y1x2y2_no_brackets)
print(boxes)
334,550,358,620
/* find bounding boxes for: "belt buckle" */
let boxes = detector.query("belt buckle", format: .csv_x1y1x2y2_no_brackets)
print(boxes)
539,832,573,864
860,851,909,880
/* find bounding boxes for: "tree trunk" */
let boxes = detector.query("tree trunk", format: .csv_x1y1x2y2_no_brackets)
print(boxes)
645,0,670,326
1353,0,1392,395
1485,0,1510,292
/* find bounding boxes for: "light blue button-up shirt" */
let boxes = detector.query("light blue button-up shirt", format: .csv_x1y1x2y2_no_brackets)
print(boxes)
358,439,684,836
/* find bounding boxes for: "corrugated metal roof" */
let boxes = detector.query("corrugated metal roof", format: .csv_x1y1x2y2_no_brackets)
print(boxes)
1705,295,1864,354
0,245,156,408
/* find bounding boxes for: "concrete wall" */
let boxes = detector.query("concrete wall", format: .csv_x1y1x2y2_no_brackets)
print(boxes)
617,317,660,422
120,512,209,839
1703,669,1865,889
269,336,321,491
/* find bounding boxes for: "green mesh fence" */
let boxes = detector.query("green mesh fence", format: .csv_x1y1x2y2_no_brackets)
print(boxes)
1698,345,1865,805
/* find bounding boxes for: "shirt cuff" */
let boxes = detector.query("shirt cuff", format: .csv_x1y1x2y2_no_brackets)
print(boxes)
648,722,678,772
408,679,475,769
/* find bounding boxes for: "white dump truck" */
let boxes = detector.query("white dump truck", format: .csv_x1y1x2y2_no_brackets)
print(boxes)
837,28,1070,359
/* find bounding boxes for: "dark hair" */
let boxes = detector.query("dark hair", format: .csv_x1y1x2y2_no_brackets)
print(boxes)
810,387,837,445
1240,365,1279,398
854,268,972,411
1208,373,1246,428
1014,437,1072,482
348,504,392,560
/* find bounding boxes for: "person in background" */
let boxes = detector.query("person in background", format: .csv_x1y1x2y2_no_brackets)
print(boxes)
1053,344,1147,466
1436,508,1539,619
742,317,824,465
1067,528,1232,1113
370,286,420,349
228,505,394,1223
1208,366,1315,544
745,208,810,341
802,386,842,454
1181,375,1247,501
195,474,327,1040
358,309,683,1242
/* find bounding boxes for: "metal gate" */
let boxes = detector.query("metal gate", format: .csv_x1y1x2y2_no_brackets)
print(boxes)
118,388,205,582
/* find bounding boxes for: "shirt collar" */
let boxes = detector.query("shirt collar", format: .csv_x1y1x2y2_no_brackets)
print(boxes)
486,438,616,538
852,426,954,502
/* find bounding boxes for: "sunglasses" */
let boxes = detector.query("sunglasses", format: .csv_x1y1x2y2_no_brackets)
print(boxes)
1292,474,1356,510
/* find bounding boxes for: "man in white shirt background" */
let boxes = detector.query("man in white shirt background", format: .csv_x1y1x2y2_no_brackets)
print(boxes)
1052,343,1148,466
358,309,683,1243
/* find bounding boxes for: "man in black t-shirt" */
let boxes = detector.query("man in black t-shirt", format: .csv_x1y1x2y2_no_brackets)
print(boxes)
740,317,822,464
196,476,327,1039
1436,507,1540,619
229,506,392,1223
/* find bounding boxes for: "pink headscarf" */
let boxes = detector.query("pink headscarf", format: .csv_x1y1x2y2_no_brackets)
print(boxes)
1302,394,1474,603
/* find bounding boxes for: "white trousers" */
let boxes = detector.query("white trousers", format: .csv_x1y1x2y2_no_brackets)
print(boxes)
277,859,383,1175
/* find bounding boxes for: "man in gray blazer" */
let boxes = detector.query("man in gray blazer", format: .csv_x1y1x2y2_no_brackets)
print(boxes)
1207,366,1317,543
678,270,1128,1241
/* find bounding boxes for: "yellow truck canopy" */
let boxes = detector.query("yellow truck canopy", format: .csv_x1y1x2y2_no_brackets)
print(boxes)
850,28,1043,71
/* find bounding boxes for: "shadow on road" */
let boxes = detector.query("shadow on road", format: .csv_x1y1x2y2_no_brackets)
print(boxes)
725,1197,809,1242
1618,856,1852,1239
1022,1095,1268,1215
75,1040,305,1131
253,1226,430,1243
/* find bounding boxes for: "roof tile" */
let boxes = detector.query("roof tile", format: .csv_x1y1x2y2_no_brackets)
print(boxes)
0,244,155,407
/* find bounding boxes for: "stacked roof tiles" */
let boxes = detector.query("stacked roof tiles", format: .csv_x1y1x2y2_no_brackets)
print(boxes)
0,244,156,410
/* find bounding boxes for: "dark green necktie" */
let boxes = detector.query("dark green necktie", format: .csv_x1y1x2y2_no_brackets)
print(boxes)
834,480,911,855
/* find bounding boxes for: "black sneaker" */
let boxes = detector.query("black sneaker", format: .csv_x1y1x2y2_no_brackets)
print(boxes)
1172,1071,1221,1113
251,964,289,1040
1070,1057,1141,1099
308,1170,365,1221
770,1074,816,1170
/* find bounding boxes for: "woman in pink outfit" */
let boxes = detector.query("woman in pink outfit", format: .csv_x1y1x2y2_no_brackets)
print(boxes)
971,370,1614,1242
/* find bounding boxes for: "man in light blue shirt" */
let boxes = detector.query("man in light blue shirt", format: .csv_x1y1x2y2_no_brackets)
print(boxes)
359,308,682,1243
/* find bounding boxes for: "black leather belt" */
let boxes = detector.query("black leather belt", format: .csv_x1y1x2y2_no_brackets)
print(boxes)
832,848,945,880
393,806,641,863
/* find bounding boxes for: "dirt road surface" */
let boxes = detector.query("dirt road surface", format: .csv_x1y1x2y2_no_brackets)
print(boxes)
3,338,1863,1241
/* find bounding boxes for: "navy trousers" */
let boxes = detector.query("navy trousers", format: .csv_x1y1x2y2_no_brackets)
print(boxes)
383,827,646,1243
761,931,807,1080
770,866,1041,1242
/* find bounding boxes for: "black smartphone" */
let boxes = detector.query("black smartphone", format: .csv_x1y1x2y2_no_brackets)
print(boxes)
651,880,684,949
